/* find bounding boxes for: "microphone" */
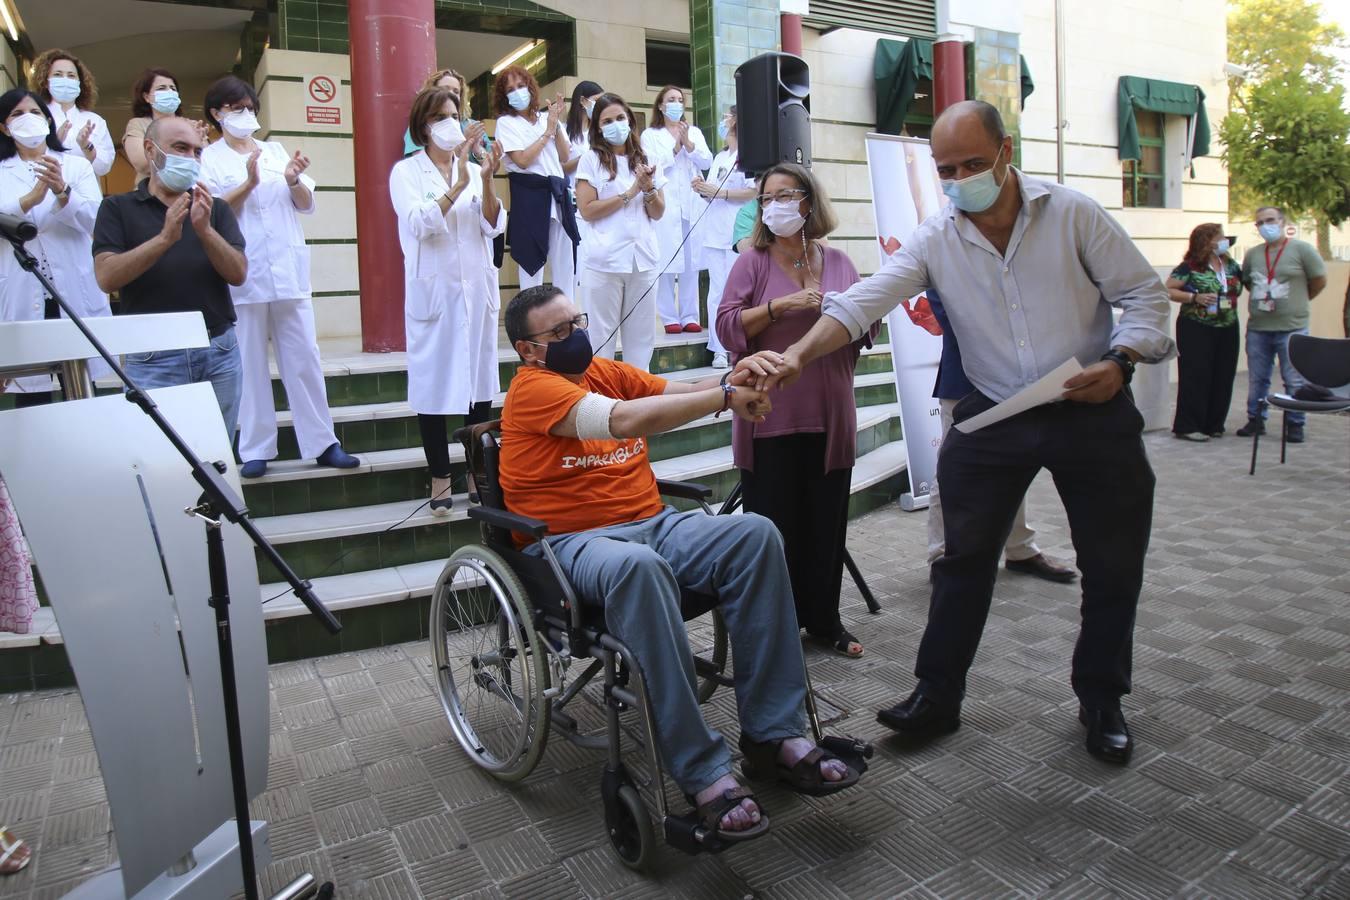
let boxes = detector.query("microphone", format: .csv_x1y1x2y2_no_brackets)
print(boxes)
0,212,37,243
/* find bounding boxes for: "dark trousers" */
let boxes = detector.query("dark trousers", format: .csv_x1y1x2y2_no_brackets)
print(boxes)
921,390,1155,709
1173,317,1239,435
417,402,492,478
740,432,852,638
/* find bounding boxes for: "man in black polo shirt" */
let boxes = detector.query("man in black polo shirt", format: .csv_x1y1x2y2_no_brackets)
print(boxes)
93,116,247,435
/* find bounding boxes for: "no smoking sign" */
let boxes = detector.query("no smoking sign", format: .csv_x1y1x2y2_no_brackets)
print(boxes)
305,74,342,127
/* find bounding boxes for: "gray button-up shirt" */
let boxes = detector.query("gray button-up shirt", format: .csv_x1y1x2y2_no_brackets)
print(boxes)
824,170,1175,403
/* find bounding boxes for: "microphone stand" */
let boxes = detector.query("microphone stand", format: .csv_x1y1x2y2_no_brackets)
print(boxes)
6,231,338,900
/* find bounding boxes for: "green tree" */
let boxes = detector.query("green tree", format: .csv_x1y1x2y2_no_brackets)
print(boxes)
1221,76,1350,256
1227,0,1346,107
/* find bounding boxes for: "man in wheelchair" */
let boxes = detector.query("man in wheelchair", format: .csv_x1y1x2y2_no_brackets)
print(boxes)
499,285,864,842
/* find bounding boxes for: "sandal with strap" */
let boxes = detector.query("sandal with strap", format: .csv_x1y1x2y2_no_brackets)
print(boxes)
0,826,31,875
685,786,771,844
820,628,863,658
739,736,862,796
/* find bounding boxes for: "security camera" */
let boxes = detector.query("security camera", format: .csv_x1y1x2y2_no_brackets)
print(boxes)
1224,62,1251,79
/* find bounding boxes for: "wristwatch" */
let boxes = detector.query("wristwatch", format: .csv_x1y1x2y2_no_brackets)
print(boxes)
1100,349,1136,384
56,184,72,201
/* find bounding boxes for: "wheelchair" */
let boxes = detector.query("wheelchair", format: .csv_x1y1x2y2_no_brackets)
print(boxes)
427,421,873,870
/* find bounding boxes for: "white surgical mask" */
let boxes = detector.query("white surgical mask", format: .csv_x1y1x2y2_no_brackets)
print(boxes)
601,119,630,146
664,101,684,122
48,76,81,104
152,88,181,115
507,87,531,112
1258,223,1283,243
429,117,465,151
761,199,807,237
8,114,51,149
221,109,259,139
940,145,1009,213
582,99,595,117
1215,239,1230,255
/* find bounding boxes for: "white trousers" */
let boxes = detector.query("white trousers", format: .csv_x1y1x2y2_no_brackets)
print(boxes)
585,264,659,373
655,217,701,327
702,247,736,355
518,218,576,295
927,397,1039,564
235,299,339,462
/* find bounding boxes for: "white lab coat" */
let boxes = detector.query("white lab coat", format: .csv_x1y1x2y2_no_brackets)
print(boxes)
640,124,712,270
390,151,506,416
47,103,116,178
0,152,110,392
198,138,337,462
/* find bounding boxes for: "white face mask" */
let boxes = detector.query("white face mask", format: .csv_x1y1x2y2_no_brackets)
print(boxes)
8,113,50,149
221,109,259,138
761,199,807,237
429,117,465,151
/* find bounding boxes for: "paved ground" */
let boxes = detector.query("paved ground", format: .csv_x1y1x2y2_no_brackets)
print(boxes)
2,403,1348,899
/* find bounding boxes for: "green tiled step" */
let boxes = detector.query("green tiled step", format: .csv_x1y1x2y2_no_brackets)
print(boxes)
263,345,896,460
254,439,909,663
255,404,904,582
241,371,900,516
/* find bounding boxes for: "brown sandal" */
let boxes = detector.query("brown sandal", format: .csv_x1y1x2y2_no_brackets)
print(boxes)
687,786,770,843
740,737,861,796
0,826,31,875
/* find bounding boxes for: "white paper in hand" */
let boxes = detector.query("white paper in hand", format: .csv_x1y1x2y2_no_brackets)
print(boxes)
953,358,1085,434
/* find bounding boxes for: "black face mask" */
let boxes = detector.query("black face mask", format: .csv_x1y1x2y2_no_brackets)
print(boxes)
537,328,593,375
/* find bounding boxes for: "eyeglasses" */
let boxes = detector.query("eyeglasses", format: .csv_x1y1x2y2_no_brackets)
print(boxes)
527,313,588,342
758,189,806,207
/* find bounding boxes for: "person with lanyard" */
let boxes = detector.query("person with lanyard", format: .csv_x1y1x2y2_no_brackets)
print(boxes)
693,106,756,370
1236,206,1327,443
29,49,114,178
738,101,1174,765
92,116,248,438
390,87,505,514
197,75,359,479
563,80,604,294
1165,223,1243,441
493,66,576,292
0,89,110,406
574,93,665,374
642,86,713,336
123,68,197,182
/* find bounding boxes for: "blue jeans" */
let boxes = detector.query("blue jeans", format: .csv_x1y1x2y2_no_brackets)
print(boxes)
124,326,243,439
1245,328,1308,427
530,507,807,794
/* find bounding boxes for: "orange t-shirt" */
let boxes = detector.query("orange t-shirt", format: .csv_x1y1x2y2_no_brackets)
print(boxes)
500,357,669,541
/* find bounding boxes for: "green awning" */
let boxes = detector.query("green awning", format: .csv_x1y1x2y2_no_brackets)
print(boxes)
1020,55,1034,110
1117,75,1210,161
874,37,932,135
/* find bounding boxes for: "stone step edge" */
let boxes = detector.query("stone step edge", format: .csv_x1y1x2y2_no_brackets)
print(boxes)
257,439,908,621
249,371,900,485
257,403,902,543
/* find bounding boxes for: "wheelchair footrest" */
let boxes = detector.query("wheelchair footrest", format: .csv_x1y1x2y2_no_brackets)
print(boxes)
662,812,728,856
820,734,874,777
692,657,733,686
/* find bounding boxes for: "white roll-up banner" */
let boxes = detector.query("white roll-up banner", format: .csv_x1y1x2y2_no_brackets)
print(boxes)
863,134,947,510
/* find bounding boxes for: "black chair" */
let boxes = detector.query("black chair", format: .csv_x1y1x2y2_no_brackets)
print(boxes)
1249,334,1350,474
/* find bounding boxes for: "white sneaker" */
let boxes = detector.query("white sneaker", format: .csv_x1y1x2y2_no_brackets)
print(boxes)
712,352,729,369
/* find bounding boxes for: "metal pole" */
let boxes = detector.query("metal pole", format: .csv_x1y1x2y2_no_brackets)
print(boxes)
1054,0,1067,184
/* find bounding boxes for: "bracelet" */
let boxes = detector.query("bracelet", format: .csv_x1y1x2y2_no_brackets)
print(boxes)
642,189,657,202
767,300,777,322
714,383,735,418
719,369,732,387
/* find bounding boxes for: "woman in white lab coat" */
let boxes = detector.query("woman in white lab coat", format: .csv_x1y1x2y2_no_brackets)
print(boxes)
564,79,604,296
641,85,712,335
390,87,506,514
693,106,757,369
0,89,108,405
198,75,358,480
29,49,115,178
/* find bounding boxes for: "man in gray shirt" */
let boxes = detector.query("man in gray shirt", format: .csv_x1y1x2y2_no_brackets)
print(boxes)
743,101,1173,764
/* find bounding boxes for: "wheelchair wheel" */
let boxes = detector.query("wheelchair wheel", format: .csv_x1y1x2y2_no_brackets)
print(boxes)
695,608,729,704
605,782,654,871
430,544,550,782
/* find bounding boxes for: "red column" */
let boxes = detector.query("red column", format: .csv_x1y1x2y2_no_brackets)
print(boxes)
348,0,436,352
780,14,803,56
932,36,966,116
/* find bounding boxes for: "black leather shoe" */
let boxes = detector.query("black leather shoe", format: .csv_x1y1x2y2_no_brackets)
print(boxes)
876,690,961,737
1286,425,1306,444
1236,417,1265,437
1005,553,1077,584
1079,705,1132,764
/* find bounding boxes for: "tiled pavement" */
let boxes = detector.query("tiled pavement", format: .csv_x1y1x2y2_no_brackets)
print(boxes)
2,407,1348,899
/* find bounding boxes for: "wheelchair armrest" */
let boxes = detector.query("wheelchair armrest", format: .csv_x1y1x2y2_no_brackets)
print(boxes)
467,506,549,539
656,478,712,501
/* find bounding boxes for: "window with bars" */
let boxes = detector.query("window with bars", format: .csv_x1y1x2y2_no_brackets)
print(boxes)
805,0,937,38
1122,111,1165,208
